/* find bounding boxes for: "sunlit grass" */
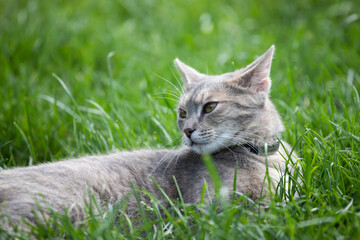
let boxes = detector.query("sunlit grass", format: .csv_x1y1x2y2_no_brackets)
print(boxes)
0,0,359,238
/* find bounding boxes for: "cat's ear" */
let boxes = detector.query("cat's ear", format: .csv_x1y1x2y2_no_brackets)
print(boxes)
230,45,275,94
174,58,205,84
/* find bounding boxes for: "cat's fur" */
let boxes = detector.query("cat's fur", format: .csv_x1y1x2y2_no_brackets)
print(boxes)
0,46,296,231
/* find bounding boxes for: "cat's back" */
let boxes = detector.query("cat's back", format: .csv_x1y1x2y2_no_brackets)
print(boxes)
0,149,169,185
0,149,174,226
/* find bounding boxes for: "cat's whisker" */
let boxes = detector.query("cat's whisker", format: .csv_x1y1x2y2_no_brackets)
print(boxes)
152,92,179,99
216,141,237,155
161,150,182,177
215,134,255,149
200,129,255,154
153,73,182,96
172,151,182,169
166,87,183,99
153,96,179,102
215,135,246,147
169,66,185,93
233,130,270,142
158,136,182,148
153,91,181,100
148,148,178,178
217,136,275,154
221,135,253,146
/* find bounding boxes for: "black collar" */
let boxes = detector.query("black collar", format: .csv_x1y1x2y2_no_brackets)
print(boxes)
241,141,280,156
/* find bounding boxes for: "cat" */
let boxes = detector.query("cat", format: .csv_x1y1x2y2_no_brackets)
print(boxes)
0,45,297,231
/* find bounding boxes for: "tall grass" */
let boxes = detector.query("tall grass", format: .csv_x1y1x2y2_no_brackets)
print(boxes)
0,0,359,239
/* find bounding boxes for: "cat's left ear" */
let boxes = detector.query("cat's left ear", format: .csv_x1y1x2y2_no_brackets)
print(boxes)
174,58,206,84
230,45,275,94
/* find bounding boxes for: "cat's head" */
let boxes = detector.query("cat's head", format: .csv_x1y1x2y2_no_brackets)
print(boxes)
174,46,284,154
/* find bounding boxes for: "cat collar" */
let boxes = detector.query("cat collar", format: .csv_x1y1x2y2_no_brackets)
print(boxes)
242,141,280,156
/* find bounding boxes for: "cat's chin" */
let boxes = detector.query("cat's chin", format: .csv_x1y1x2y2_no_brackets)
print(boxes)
185,141,224,155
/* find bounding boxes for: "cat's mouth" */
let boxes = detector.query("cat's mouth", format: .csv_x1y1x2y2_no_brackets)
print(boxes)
190,141,205,147
185,131,236,154
187,140,219,154
183,133,222,154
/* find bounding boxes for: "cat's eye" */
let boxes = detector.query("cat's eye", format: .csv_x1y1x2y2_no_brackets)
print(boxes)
179,109,187,119
203,102,218,113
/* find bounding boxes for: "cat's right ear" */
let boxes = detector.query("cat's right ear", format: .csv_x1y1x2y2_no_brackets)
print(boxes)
174,58,205,84
228,45,275,94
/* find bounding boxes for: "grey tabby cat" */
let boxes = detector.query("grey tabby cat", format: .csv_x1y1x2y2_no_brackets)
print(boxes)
0,46,296,231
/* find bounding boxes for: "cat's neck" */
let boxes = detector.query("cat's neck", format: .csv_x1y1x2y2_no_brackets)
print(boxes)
243,98,284,147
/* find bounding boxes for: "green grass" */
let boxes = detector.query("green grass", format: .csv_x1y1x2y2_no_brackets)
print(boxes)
1,0,360,239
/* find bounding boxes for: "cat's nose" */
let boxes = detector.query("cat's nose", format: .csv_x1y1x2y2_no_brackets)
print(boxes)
183,128,195,139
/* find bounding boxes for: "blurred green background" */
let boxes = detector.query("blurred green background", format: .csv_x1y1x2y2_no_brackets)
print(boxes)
0,0,359,165
1,0,360,238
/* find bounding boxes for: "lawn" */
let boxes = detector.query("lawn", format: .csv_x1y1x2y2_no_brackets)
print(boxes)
0,0,359,239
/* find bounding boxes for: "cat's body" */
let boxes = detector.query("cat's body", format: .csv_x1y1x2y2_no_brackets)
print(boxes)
0,144,291,229
0,46,297,231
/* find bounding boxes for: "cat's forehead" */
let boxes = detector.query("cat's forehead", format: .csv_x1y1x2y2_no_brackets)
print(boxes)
179,79,233,106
